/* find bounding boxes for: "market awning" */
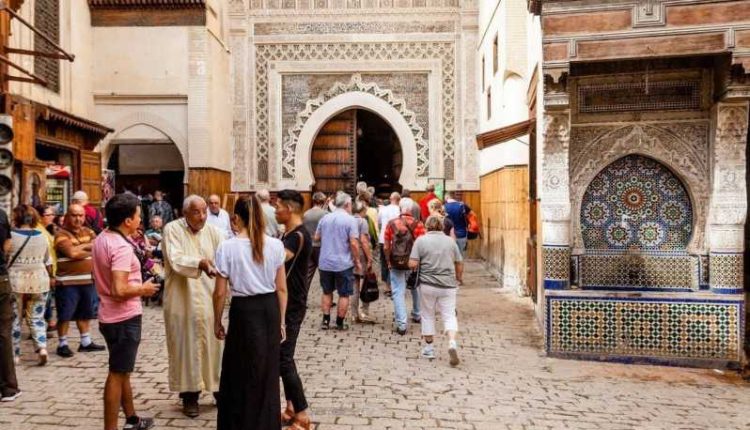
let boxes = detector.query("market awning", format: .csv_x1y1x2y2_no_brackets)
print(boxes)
35,102,114,139
476,118,536,150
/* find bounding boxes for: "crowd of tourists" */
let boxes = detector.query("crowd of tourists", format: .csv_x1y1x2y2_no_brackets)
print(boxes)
0,181,476,430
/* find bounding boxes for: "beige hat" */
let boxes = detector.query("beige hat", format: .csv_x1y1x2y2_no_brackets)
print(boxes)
72,190,89,202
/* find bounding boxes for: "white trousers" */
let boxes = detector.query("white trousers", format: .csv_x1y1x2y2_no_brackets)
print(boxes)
419,284,458,336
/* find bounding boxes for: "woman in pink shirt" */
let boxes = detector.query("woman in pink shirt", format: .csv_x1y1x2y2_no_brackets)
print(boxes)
92,193,158,430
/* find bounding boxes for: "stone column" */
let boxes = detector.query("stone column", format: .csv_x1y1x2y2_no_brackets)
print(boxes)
708,101,749,294
541,74,571,290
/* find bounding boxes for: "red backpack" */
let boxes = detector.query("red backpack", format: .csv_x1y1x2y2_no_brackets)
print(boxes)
388,216,419,270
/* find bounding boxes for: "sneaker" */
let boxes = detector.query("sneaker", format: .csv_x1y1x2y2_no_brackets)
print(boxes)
421,345,435,359
335,323,349,331
37,348,48,366
448,347,460,367
320,321,330,330
411,316,421,324
0,391,21,402
56,344,74,358
78,342,106,352
396,327,407,336
123,416,155,430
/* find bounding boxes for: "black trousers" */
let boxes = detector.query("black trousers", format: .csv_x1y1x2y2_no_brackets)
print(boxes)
0,276,19,398
217,293,281,430
280,314,308,412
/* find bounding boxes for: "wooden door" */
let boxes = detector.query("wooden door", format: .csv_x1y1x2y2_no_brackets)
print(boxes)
311,110,357,196
79,150,102,207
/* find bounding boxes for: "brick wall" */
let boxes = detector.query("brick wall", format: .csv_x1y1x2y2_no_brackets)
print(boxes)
34,0,60,93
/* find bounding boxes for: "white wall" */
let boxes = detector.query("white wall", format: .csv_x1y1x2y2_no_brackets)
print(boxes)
8,0,94,118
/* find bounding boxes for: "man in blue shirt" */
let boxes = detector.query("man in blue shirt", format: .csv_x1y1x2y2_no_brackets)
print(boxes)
444,192,470,258
314,192,362,330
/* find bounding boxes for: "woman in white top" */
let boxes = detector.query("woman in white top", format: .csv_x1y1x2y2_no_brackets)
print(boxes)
212,194,288,430
9,205,52,366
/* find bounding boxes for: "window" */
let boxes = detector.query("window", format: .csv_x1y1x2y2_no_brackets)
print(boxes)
493,35,499,75
34,0,60,93
487,89,492,120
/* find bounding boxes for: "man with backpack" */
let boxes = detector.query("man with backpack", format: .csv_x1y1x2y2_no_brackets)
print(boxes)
383,200,425,335
444,192,474,258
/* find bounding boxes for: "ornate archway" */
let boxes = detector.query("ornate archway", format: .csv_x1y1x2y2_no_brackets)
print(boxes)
282,74,429,190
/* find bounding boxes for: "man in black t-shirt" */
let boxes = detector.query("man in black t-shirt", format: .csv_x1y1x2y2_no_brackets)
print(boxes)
274,190,313,429
0,209,20,401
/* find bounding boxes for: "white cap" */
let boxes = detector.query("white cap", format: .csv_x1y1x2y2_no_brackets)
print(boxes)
72,190,89,202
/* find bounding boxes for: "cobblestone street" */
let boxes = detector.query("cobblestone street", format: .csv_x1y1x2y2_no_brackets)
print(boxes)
1,261,748,429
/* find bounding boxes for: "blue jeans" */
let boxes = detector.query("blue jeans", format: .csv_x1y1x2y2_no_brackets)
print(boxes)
389,269,421,330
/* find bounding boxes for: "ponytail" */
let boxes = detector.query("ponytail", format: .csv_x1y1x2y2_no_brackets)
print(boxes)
234,194,266,263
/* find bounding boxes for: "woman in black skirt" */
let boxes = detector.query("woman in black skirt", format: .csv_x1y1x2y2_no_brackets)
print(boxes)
212,195,288,430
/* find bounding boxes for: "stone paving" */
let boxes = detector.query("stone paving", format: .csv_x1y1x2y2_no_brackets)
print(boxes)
2,261,749,429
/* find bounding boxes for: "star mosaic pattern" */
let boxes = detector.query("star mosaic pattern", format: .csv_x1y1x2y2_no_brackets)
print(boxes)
581,155,693,251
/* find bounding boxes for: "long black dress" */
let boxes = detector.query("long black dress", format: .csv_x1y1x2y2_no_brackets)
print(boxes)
217,292,281,430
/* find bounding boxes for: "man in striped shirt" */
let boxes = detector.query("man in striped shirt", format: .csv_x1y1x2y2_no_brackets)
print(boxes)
53,204,105,357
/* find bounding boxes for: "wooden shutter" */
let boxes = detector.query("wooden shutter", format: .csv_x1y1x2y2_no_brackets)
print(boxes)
79,150,102,207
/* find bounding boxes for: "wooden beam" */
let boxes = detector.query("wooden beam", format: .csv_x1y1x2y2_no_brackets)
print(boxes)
5,47,69,60
0,54,47,86
476,119,535,150
0,4,75,61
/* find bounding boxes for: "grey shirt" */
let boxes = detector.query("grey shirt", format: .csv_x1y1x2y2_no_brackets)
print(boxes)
410,231,463,288
303,206,328,248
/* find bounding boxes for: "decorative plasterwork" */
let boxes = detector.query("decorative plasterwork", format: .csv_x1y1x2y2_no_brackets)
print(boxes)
708,102,749,252
541,110,571,246
569,122,710,254
252,41,456,184
281,73,428,180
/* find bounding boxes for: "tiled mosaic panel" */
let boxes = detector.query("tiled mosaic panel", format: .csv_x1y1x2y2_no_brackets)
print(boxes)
709,254,743,291
543,247,570,281
581,155,693,251
580,254,698,290
548,297,741,361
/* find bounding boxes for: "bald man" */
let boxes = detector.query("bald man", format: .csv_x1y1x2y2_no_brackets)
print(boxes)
54,204,105,357
206,194,233,239
161,195,224,418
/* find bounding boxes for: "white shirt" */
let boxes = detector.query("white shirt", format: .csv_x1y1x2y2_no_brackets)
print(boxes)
377,204,401,244
214,236,285,297
206,208,233,239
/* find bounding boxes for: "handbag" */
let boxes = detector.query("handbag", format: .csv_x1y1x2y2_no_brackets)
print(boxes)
406,264,420,290
360,270,380,303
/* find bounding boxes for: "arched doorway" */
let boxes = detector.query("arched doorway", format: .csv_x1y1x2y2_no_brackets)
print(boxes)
105,124,185,222
311,109,402,197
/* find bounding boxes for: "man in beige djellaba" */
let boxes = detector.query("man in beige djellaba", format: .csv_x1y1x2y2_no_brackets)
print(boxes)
161,195,224,418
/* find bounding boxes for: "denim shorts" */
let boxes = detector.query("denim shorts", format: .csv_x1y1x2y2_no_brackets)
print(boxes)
55,284,97,322
319,268,354,297
100,315,142,373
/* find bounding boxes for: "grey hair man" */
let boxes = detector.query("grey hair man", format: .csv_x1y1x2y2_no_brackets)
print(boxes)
400,189,421,220
149,189,174,224
303,191,328,288
256,189,280,238
161,195,224,417
314,192,361,330
356,181,368,196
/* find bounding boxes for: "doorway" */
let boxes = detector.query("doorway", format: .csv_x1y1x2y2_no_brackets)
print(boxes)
311,109,402,197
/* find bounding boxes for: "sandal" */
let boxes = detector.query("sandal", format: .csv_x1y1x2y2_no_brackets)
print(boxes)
281,408,295,426
289,418,312,430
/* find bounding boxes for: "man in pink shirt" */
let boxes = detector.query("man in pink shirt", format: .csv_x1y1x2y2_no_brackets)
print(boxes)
92,193,158,430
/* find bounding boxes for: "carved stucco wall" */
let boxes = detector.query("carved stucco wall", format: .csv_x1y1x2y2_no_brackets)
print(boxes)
228,2,478,191
569,122,710,255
